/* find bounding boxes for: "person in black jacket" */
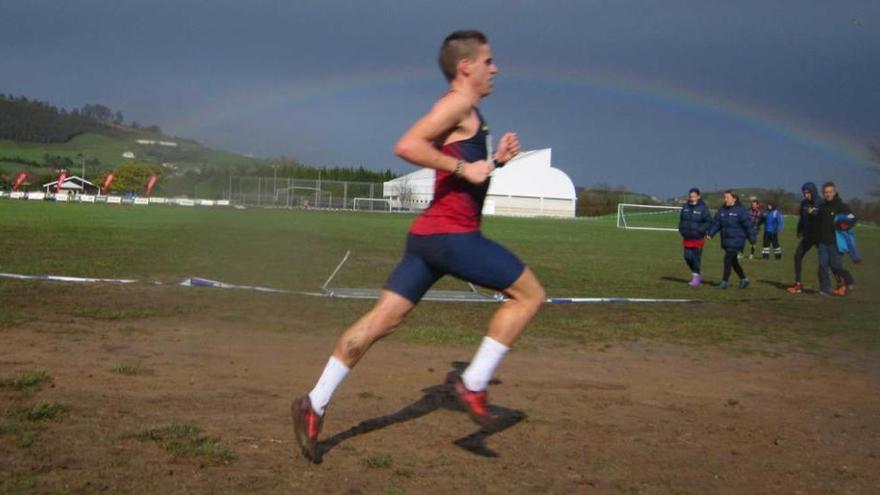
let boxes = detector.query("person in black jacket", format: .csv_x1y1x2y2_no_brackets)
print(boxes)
817,182,855,296
787,182,822,293
678,188,713,287
707,190,755,289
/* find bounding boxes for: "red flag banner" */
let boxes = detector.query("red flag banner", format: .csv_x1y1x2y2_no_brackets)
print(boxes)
102,173,115,194
55,171,68,193
12,171,27,191
145,175,158,196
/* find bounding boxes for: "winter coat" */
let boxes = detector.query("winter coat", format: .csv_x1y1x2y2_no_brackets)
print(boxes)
764,208,783,234
818,194,850,245
708,201,756,251
796,182,822,242
678,199,713,240
835,213,861,263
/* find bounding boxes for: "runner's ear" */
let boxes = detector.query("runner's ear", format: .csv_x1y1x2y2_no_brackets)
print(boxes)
457,58,472,78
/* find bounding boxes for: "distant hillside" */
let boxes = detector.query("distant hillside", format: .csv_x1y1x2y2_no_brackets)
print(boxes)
0,93,395,197
575,185,661,217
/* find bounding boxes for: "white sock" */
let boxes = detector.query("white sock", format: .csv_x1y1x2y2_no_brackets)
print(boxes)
307,356,350,416
461,336,509,392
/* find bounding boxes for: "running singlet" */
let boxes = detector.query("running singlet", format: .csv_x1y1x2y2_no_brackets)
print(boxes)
409,108,490,235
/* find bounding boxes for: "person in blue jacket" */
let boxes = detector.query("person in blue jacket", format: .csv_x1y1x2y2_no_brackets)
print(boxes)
707,189,755,289
761,201,784,260
678,187,713,287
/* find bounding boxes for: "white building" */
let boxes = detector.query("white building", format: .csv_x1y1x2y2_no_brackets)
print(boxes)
42,176,99,195
383,148,576,218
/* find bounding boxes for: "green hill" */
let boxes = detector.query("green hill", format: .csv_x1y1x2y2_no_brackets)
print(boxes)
0,93,396,197
0,131,264,175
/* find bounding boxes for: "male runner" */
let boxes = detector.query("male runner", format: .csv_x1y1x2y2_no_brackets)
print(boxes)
291,30,546,461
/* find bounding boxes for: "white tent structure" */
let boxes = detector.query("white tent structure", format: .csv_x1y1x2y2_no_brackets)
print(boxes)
383,148,576,218
42,176,99,195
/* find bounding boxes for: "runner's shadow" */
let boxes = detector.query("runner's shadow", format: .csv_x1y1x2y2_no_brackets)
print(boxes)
312,363,525,463
757,279,790,290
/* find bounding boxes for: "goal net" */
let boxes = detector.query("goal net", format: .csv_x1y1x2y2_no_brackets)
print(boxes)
617,203,682,232
352,197,391,212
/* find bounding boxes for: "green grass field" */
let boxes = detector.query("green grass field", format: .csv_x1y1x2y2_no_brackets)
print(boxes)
1,200,877,352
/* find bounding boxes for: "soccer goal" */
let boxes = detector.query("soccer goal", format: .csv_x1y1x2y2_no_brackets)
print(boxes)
352,197,391,212
616,203,682,232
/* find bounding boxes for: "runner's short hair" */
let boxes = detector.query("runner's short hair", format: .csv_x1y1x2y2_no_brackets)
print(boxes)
822,181,836,190
725,189,740,201
439,30,488,82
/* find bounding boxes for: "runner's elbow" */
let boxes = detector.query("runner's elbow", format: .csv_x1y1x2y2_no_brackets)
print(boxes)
393,139,414,161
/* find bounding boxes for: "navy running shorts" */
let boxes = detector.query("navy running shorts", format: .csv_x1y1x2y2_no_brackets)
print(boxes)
384,232,526,303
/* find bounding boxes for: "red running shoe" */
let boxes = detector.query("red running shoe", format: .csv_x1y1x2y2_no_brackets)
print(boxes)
447,372,493,426
786,282,803,294
291,396,323,461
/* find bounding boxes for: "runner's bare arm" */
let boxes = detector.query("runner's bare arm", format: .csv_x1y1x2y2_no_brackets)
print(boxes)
394,94,494,184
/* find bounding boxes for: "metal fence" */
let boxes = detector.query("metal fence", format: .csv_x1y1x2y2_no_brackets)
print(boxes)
227,176,389,210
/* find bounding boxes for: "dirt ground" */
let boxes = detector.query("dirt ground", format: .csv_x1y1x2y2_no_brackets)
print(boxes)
1,284,879,494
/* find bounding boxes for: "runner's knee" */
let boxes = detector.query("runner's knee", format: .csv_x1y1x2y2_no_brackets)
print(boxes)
509,274,545,311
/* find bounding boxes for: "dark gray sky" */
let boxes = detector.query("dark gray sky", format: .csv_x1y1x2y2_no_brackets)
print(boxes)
3,0,878,197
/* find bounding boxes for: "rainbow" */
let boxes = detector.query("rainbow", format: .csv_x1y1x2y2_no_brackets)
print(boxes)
168,65,876,172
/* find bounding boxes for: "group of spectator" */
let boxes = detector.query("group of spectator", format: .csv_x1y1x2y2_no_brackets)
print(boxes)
677,182,858,296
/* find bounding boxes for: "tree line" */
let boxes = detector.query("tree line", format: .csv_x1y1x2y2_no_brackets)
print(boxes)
0,94,161,143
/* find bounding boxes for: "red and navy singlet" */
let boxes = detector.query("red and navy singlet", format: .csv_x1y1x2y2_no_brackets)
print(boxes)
409,108,490,235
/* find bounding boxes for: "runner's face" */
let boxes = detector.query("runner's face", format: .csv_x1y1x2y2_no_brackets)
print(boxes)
724,193,735,206
688,192,699,203
803,189,812,201
471,44,497,96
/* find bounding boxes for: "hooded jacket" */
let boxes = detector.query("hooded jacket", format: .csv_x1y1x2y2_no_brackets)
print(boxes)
678,199,713,240
708,200,756,251
818,193,851,245
796,182,822,242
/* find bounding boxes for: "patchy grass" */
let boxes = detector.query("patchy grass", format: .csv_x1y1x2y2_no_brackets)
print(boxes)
0,313,34,330
0,421,42,448
134,423,236,464
110,363,152,376
397,326,482,347
362,453,393,469
18,402,69,422
0,370,51,392
0,472,38,494
73,305,192,320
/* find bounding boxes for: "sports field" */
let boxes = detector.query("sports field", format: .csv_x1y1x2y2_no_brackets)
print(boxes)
1,201,878,493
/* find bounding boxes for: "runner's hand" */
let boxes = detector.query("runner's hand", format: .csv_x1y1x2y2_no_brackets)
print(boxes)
495,132,520,164
461,160,494,184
